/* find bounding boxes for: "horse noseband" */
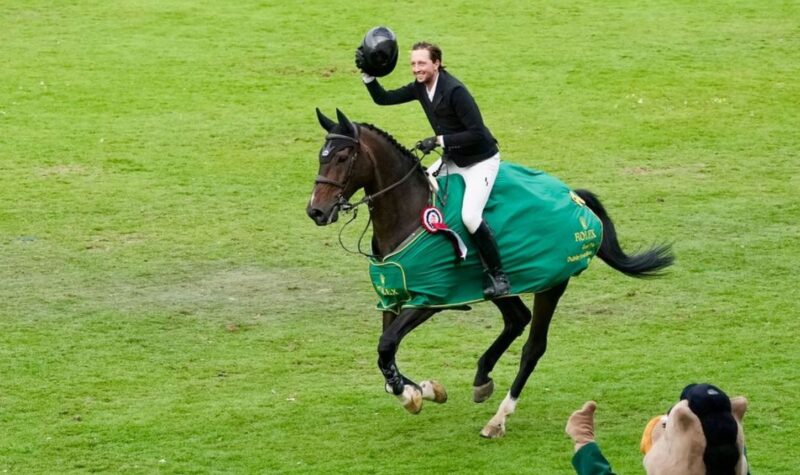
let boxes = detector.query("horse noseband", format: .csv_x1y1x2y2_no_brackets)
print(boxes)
314,175,347,189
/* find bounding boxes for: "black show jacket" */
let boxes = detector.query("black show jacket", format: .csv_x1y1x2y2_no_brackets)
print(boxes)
365,69,499,167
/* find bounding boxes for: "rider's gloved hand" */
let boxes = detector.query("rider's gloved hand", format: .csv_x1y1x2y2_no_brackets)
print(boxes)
356,47,375,82
417,136,439,154
355,46,366,70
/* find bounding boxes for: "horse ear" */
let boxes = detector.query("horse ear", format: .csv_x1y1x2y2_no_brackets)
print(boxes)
316,108,336,132
335,108,355,135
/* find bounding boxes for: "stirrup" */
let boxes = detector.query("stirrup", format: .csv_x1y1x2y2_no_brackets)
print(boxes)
483,271,510,299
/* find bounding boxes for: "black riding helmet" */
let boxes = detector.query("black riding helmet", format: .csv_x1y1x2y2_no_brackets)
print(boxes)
358,26,398,77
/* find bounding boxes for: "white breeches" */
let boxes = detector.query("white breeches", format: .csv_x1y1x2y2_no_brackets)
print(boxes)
428,152,500,234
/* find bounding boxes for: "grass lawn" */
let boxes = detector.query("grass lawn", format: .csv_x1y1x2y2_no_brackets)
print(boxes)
2,1,798,473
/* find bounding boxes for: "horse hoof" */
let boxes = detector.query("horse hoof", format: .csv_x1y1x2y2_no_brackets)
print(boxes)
473,379,494,403
479,421,506,439
421,380,448,404
398,384,423,414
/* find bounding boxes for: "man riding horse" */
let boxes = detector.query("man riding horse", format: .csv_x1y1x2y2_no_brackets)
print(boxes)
306,26,674,438
355,28,509,299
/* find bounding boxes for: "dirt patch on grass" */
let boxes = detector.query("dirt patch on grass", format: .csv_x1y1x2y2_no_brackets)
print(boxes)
37,164,92,177
623,163,709,177
121,266,371,320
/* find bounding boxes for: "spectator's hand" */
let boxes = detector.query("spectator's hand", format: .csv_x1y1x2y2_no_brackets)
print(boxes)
355,46,366,71
417,136,439,154
566,401,597,451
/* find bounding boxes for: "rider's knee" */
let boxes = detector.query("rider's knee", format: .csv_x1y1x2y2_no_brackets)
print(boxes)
462,210,482,234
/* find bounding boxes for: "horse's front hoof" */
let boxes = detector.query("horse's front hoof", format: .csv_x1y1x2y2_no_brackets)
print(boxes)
473,379,494,403
398,384,423,414
479,420,506,439
421,380,448,404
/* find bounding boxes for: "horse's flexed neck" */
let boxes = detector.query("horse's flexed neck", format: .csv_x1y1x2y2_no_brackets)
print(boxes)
308,109,430,257
358,126,430,255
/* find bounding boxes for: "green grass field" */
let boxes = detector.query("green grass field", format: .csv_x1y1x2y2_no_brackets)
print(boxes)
2,1,798,473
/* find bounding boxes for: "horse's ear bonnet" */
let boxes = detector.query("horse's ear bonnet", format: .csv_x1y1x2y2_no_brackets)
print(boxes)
359,26,398,77
316,107,336,132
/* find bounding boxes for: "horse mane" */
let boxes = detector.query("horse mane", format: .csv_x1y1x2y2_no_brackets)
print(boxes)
356,123,417,162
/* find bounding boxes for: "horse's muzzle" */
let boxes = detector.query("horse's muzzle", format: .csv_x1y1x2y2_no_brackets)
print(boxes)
306,204,339,226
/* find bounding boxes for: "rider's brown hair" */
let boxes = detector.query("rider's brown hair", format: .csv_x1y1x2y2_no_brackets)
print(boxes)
412,41,445,69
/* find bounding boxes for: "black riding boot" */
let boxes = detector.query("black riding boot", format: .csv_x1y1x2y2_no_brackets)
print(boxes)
471,221,510,299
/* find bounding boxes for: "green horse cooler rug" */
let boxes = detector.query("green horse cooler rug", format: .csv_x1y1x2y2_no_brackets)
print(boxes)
369,162,603,313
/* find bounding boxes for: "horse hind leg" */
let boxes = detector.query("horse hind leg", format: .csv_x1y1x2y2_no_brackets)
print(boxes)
480,392,518,438
480,280,568,438
473,296,531,403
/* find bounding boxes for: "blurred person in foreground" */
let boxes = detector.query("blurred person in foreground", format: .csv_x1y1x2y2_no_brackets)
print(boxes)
565,383,750,475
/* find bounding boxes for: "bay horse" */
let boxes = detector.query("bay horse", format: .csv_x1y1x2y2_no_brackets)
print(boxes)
306,108,674,438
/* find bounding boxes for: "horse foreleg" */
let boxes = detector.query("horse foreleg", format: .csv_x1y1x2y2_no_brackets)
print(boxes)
474,297,531,403
377,308,438,414
381,311,397,332
480,280,568,438
420,379,448,403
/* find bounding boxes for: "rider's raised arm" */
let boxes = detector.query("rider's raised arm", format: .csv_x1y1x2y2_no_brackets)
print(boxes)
364,78,416,106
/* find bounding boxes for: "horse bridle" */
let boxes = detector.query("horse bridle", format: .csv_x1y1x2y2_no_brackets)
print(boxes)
314,125,428,258
315,126,424,213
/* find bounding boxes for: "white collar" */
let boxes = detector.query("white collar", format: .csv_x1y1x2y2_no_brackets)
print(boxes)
426,73,439,102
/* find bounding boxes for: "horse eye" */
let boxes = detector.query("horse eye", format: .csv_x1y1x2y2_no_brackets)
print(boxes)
337,152,350,163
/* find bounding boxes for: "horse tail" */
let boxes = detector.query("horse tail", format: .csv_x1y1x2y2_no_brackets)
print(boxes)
574,189,674,278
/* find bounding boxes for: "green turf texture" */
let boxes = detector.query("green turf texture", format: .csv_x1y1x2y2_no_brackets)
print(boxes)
2,1,798,473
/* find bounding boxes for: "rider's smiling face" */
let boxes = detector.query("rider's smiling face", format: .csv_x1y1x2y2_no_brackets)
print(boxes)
410,49,439,87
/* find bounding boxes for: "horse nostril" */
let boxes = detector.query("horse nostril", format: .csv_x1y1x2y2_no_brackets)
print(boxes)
307,207,327,224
